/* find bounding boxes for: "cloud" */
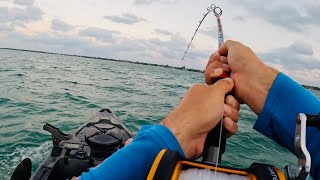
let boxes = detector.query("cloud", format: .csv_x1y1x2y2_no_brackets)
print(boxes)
8,6,43,22
6,30,318,86
4,0,42,23
3,27,208,69
26,33,86,47
229,0,320,32
146,33,208,63
0,23,13,31
0,4,43,32
4,31,93,54
256,41,320,85
289,42,314,56
289,69,320,86
104,13,147,25
13,0,34,6
0,7,8,22
154,29,173,36
259,41,320,71
232,16,245,22
133,0,178,5
198,26,231,41
51,19,75,32
198,26,217,37
78,27,118,43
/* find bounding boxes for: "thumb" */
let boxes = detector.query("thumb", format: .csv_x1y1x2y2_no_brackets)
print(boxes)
211,77,234,96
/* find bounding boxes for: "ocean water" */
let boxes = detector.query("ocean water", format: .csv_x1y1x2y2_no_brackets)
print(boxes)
0,49,319,179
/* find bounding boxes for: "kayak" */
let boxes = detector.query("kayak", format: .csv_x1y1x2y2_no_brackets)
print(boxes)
11,108,133,180
11,109,319,180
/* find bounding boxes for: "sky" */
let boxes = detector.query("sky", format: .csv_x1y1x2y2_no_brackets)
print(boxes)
0,0,319,86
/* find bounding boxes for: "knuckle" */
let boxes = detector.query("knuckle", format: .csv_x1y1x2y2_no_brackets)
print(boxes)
225,40,232,44
233,40,240,45
229,40,239,46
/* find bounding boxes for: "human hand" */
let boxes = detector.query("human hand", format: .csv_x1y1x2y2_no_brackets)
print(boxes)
161,78,239,159
124,138,133,146
205,40,279,114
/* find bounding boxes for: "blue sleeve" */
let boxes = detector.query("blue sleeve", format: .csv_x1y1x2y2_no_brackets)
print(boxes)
253,73,320,179
78,125,184,180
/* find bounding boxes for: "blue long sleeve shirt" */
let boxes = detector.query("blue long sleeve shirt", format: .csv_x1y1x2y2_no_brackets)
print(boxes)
253,73,320,179
79,125,184,180
79,72,319,180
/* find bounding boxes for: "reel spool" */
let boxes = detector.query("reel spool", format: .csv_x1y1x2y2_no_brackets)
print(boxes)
147,149,285,180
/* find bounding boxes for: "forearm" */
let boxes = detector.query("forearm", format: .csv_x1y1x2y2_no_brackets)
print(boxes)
254,73,320,179
245,65,279,115
79,125,184,180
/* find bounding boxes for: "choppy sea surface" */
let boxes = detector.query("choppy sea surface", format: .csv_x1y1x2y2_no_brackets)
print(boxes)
0,49,319,179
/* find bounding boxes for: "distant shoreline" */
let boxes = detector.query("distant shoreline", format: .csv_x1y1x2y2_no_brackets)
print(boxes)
0,48,203,73
1,47,319,90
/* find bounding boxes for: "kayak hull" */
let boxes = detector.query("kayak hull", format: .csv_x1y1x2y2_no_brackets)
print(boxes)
30,108,133,180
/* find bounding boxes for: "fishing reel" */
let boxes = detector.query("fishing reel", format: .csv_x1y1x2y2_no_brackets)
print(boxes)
147,113,320,180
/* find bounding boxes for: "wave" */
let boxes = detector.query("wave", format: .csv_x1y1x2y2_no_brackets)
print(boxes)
0,69,15,72
9,73,27,77
1,142,52,180
0,98,11,105
47,92,92,106
60,80,80,85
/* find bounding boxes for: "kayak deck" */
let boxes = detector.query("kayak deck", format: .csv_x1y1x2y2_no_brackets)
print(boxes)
30,108,133,180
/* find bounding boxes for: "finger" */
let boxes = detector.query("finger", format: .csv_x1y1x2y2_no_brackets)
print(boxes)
218,40,232,56
225,95,240,110
222,63,231,72
205,61,223,85
206,60,224,75
206,52,221,68
210,52,217,59
124,138,133,146
223,117,238,135
207,61,230,73
223,104,239,123
211,77,234,96
205,61,224,84
219,40,243,57
220,56,228,63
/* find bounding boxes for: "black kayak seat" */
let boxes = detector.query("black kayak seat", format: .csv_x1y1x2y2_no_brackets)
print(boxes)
85,123,123,148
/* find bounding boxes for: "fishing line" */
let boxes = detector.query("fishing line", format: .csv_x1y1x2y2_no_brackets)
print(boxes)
181,10,210,60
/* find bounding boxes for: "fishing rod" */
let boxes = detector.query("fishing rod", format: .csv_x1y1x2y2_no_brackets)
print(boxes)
200,4,228,178
181,2,229,172
181,4,223,61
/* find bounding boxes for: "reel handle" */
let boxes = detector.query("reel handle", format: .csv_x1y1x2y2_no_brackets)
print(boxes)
306,114,320,128
202,73,230,164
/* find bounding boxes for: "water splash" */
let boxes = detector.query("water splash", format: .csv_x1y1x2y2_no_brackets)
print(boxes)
1,142,52,179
